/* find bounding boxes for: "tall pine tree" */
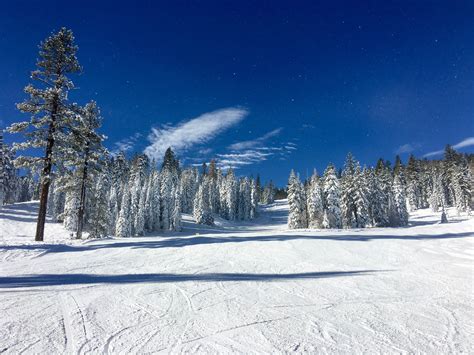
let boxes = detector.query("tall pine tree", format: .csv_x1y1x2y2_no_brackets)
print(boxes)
8,28,81,241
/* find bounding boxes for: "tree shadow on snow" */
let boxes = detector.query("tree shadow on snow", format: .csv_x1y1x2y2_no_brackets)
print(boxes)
408,219,465,227
0,270,382,288
0,210,40,222
0,203,54,223
0,230,472,257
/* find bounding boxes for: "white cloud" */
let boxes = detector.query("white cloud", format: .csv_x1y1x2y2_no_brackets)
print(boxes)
227,128,282,151
112,133,142,155
214,139,297,170
423,136,474,157
254,146,283,152
214,127,295,169
144,107,248,160
185,128,296,169
423,149,445,158
395,143,415,155
216,150,273,170
454,137,474,149
198,148,213,155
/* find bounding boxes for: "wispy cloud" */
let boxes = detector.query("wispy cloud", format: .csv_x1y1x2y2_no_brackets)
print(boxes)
227,128,282,151
211,130,297,169
144,107,248,160
423,136,474,157
112,133,142,155
216,150,274,170
184,127,290,170
198,148,213,155
423,149,447,158
395,143,416,155
454,137,474,149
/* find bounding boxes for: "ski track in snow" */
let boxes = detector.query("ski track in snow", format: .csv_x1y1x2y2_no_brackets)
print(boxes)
1,200,473,353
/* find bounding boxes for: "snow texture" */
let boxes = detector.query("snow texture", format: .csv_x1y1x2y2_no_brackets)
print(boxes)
1,200,473,353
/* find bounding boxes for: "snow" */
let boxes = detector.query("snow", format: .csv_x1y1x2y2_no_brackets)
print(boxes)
1,200,473,353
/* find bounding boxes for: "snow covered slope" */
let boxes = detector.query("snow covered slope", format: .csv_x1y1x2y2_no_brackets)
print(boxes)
1,200,473,353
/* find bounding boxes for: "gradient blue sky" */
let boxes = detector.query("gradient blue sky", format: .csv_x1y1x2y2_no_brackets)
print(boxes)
1,0,473,185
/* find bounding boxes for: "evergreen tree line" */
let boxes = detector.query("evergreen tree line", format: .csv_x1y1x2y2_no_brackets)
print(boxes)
287,149,473,229
1,146,259,238
0,131,40,205
256,176,276,205
1,28,257,240
192,160,258,226
255,177,287,203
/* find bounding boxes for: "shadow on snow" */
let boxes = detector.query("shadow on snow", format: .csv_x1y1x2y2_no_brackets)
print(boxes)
0,270,382,288
1,230,472,256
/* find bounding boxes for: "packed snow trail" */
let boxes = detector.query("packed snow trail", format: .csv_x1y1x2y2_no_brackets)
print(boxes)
1,200,473,353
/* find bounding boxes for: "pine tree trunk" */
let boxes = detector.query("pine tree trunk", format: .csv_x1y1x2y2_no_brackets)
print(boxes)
76,145,89,239
35,179,51,241
35,105,57,242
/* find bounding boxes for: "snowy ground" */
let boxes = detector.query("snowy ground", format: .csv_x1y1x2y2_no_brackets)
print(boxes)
1,200,473,353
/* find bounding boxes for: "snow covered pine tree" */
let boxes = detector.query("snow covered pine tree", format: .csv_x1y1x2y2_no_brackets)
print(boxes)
7,28,81,241
287,170,308,229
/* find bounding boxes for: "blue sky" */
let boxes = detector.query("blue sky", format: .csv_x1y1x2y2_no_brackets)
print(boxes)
1,0,473,185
